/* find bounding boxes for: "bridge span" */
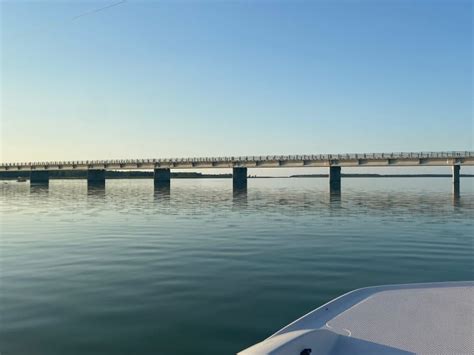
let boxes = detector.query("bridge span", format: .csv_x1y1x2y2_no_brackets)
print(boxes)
1,151,472,192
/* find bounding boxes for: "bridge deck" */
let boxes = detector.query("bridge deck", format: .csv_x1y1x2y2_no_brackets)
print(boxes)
1,151,473,171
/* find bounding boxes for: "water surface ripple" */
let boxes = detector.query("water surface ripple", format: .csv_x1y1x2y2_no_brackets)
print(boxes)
1,178,473,354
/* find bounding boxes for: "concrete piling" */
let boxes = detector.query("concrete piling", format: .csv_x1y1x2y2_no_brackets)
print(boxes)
452,165,460,197
154,168,171,184
87,169,106,186
329,166,341,191
30,170,49,184
233,167,247,189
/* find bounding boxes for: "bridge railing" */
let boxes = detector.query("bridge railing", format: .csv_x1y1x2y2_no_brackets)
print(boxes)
1,151,473,167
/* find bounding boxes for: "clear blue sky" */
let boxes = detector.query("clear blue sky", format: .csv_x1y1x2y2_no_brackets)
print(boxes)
1,0,472,163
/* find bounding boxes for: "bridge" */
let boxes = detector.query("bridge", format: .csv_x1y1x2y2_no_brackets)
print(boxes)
1,151,472,192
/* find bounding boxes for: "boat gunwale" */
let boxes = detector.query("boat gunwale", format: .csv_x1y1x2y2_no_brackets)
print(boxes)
269,280,474,339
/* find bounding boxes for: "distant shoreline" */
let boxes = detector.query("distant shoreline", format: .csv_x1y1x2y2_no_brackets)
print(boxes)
0,171,473,180
290,174,474,178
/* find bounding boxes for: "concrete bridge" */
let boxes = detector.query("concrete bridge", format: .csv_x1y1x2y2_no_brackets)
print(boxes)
1,151,472,192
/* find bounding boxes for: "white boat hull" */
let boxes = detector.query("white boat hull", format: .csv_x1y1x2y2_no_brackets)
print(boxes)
238,281,474,355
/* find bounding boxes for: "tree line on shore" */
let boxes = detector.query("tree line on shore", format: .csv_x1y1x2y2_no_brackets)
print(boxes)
1,171,472,180
0,171,232,179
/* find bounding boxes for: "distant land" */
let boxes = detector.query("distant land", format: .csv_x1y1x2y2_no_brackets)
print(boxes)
290,174,474,178
0,171,231,180
0,171,473,180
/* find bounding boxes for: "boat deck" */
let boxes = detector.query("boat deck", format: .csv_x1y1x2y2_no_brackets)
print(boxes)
239,281,473,355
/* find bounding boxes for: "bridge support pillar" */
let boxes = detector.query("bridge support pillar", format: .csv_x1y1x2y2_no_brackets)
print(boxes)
452,165,460,195
30,170,49,184
87,169,106,186
233,167,247,189
329,166,341,191
154,168,171,187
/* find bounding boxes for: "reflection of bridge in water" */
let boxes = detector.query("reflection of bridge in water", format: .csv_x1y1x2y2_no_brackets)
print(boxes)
1,151,472,193
36,180,470,215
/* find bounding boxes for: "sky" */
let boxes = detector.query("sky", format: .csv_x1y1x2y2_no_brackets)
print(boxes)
1,0,472,169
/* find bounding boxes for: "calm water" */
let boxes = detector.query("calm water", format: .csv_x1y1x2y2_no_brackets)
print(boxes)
1,178,473,354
